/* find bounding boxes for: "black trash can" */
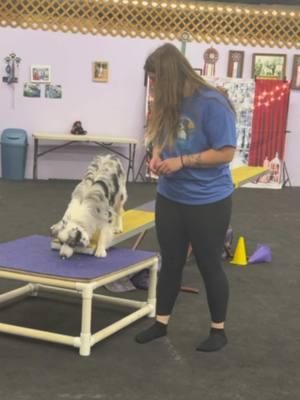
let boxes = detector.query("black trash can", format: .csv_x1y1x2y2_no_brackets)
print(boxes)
1,129,28,181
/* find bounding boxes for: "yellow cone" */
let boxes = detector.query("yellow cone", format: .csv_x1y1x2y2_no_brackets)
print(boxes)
230,236,248,266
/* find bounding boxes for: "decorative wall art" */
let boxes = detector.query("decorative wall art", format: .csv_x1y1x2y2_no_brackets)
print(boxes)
180,31,190,56
227,51,244,78
203,47,219,77
291,55,300,90
93,61,109,82
31,65,51,83
252,54,286,80
2,53,21,84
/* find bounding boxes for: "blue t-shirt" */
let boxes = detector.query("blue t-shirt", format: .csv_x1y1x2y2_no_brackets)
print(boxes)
157,89,237,205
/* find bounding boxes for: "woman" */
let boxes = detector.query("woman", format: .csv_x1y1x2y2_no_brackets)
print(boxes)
135,43,236,352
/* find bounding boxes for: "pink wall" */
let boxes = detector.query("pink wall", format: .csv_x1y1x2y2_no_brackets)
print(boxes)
0,27,299,185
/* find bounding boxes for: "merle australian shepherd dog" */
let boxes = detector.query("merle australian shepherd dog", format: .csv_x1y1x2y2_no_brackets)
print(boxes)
51,154,127,258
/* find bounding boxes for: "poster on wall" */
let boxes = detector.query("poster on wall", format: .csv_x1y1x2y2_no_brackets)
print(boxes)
206,77,256,168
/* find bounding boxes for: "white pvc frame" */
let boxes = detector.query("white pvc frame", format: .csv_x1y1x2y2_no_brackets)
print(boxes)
0,256,158,356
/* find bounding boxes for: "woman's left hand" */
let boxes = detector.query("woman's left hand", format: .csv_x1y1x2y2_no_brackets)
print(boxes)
155,157,182,175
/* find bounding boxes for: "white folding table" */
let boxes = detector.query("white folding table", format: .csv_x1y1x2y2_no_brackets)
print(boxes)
32,133,138,181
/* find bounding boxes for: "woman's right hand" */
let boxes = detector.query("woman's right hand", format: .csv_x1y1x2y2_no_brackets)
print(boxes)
149,156,163,175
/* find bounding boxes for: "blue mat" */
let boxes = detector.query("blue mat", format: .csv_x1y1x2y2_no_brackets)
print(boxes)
0,235,156,281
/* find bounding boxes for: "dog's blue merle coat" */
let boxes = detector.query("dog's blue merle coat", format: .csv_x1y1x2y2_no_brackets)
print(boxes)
73,154,126,217
51,154,127,258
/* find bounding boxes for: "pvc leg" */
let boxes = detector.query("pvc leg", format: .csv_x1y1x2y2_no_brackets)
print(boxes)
147,259,158,318
79,286,93,356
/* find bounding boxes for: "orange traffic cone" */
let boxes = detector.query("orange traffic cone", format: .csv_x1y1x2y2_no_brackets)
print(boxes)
230,236,248,266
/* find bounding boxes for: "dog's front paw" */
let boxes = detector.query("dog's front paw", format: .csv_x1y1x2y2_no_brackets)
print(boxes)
95,248,107,258
113,227,123,234
50,222,61,237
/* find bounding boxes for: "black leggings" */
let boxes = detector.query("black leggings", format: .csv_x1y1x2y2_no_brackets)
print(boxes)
155,193,232,323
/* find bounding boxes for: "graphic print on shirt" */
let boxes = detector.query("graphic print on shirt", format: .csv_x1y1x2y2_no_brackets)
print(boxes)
176,116,195,151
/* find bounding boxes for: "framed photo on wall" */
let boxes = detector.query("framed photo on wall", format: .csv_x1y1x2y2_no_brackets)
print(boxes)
31,65,51,83
291,55,300,90
23,83,41,98
227,51,244,78
93,61,109,82
252,54,286,80
45,84,62,99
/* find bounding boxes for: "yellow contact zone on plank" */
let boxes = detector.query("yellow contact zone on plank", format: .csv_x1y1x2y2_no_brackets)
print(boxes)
120,209,155,234
89,209,155,246
231,166,268,187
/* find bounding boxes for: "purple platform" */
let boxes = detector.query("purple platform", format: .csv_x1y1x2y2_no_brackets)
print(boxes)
0,235,156,281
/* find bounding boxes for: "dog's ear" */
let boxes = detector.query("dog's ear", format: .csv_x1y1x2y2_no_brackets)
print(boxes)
78,230,90,247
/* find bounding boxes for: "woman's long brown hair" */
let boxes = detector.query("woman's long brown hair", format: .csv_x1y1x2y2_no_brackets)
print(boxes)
144,43,234,150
